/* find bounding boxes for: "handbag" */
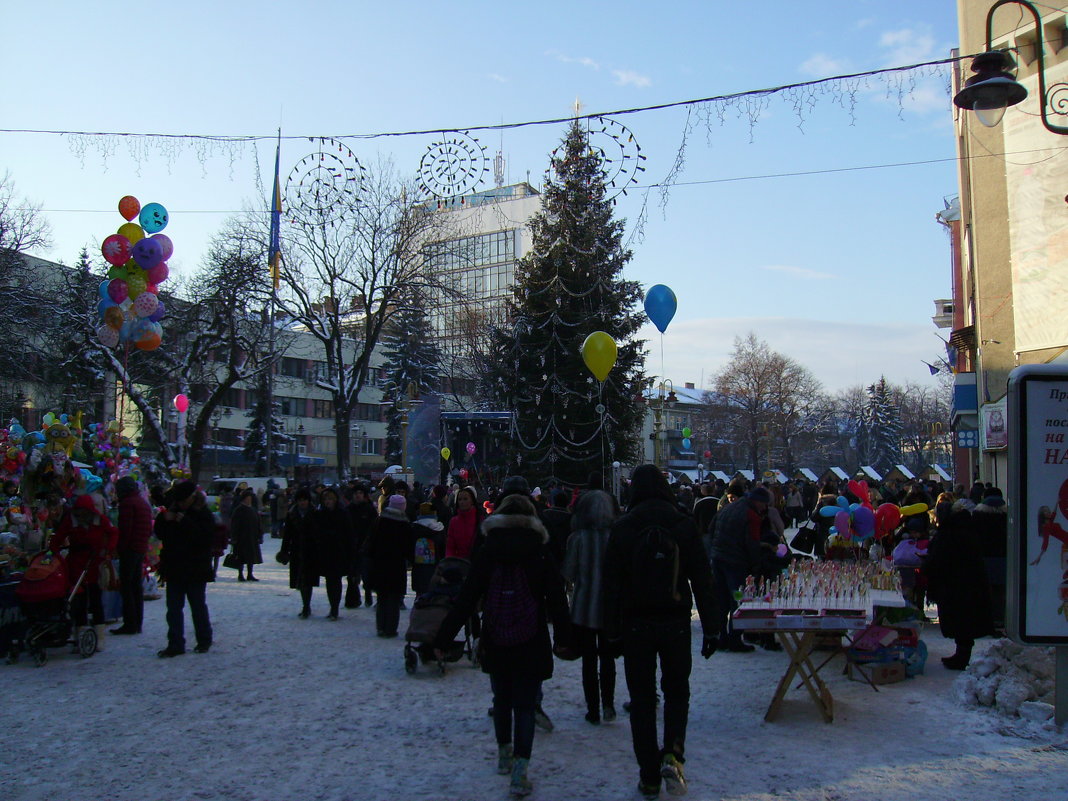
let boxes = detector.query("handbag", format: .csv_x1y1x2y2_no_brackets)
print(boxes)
790,525,818,554
275,549,290,566
98,557,121,592
223,551,241,570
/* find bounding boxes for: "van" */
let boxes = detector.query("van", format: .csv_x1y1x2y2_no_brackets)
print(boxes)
205,476,288,509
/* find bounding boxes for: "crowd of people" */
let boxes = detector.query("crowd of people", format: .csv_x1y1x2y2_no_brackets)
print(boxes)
22,465,1009,799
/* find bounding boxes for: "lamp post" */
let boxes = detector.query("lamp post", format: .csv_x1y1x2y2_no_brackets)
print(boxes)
953,1,1068,134
651,379,677,471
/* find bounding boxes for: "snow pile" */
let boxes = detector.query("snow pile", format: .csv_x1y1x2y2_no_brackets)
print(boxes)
955,638,1057,723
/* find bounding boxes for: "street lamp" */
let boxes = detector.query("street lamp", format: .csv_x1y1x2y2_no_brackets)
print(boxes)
953,1,1068,134
650,379,677,470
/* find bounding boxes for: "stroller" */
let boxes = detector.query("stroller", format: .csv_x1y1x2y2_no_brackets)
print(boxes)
404,556,476,675
13,551,97,667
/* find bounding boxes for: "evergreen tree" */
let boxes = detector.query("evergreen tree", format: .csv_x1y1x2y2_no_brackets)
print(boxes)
381,295,442,464
243,374,288,475
485,119,646,485
865,376,902,472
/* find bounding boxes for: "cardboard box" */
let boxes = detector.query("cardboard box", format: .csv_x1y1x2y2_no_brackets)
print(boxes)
848,660,906,685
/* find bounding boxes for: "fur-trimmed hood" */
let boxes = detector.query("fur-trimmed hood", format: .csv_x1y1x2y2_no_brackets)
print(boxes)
482,512,548,544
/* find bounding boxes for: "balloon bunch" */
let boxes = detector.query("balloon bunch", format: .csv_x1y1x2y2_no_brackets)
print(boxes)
85,419,139,478
96,195,171,351
820,478,930,543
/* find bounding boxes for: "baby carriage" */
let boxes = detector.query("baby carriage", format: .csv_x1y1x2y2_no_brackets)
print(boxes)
13,551,97,666
404,556,475,675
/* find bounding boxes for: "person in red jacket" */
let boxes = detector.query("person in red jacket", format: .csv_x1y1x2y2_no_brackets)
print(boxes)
50,493,119,650
446,487,481,559
111,476,153,635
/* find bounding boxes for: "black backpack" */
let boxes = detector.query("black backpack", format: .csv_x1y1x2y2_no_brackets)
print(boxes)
632,522,682,608
482,562,540,646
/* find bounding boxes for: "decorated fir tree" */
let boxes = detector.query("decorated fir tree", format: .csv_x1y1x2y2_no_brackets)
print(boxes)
486,119,646,485
865,376,902,473
381,297,442,464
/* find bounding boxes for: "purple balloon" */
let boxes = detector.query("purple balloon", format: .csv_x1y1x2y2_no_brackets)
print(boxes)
150,233,174,261
834,509,852,539
132,237,163,270
149,300,166,322
852,505,875,538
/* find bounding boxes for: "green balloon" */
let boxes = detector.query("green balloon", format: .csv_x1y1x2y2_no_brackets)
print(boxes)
682,427,692,438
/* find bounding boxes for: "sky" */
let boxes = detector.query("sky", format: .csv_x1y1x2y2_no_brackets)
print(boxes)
1,0,962,393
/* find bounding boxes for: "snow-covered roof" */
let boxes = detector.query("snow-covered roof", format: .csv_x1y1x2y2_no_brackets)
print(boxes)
889,464,915,480
710,470,731,482
825,467,849,481
859,465,883,481
736,470,755,481
930,463,951,481
641,383,706,405
795,468,818,482
766,469,788,484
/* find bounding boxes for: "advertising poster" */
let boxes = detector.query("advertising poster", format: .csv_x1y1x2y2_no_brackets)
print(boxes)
1009,367,1068,644
981,398,1007,451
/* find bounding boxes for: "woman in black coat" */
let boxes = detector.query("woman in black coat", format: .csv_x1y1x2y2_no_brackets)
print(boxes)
364,494,412,636
432,492,570,798
279,488,319,618
314,486,353,620
229,489,263,581
923,501,995,669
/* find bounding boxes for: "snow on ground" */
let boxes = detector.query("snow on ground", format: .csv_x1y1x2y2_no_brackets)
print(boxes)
3,536,1067,801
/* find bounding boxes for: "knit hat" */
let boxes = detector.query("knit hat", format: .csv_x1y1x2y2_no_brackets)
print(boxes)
73,494,97,512
748,487,773,505
499,475,530,499
388,494,407,511
171,480,197,504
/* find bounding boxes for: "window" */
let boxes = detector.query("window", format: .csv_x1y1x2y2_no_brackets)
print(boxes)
278,396,303,416
354,402,381,421
313,399,334,419
359,438,381,456
309,436,336,454
280,357,306,378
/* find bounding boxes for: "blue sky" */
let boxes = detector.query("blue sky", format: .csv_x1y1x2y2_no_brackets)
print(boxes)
2,0,961,392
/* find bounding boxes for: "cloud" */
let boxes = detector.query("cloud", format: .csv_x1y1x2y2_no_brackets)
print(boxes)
547,50,600,70
487,73,508,84
638,317,940,393
760,264,836,281
879,27,937,65
800,53,848,77
612,68,651,88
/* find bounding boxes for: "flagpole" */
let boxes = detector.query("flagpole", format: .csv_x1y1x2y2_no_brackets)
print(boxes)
265,128,281,478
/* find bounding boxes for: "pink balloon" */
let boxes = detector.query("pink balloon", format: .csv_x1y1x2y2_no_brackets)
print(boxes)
107,279,129,304
173,394,189,413
101,234,132,267
466,442,476,455
834,509,852,539
151,234,174,261
146,261,169,284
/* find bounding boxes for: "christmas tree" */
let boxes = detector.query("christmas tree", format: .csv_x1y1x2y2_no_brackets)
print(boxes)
243,374,288,475
486,119,646,485
381,296,442,464
865,376,902,473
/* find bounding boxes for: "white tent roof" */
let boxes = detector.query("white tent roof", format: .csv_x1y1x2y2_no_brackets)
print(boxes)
892,464,915,480
710,470,731,483
827,467,849,481
795,468,818,481
736,469,755,481
859,465,883,481
930,464,951,480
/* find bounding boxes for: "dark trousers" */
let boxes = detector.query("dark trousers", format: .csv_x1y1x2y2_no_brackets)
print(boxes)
490,672,541,759
576,624,616,715
117,550,144,631
71,584,103,626
345,556,364,606
165,579,212,651
376,591,402,635
325,575,342,614
711,559,747,646
623,617,692,785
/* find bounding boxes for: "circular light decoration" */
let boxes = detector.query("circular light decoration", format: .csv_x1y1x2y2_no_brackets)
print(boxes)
555,116,647,202
418,131,489,199
286,137,367,226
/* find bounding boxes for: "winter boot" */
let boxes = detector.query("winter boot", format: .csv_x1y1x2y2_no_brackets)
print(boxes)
497,743,513,775
509,757,532,797
93,625,106,652
660,754,687,796
533,705,553,732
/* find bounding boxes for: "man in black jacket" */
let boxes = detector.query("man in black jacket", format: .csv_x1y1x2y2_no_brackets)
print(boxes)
604,465,718,799
708,487,769,653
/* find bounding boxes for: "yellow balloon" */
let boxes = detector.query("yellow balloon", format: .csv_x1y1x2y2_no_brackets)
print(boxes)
898,503,929,517
118,222,145,244
127,274,147,299
581,331,617,382
440,447,451,461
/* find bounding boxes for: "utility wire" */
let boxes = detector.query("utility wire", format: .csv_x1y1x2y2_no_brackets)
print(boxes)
0,53,978,143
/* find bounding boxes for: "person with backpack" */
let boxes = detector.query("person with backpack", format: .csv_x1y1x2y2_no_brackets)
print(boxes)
432,490,570,799
603,465,719,799
411,503,446,595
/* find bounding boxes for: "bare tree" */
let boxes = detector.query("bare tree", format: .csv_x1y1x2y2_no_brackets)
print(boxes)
277,163,459,479
712,333,784,474
894,380,951,474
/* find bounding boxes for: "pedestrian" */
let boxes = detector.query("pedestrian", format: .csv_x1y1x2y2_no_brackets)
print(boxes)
411,503,446,596
50,493,119,651
229,489,263,581
345,483,378,608
364,494,412,637
155,481,214,657
110,476,152,636
604,464,718,799
279,488,318,618
446,487,481,559
708,487,769,652
562,489,618,725
539,489,572,566
432,491,570,798
316,486,353,620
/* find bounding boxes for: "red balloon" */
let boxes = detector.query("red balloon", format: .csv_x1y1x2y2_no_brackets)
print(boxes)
102,234,133,266
146,261,169,284
1058,478,1068,520
874,503,902,539
703,450,712,459
118,195,140,221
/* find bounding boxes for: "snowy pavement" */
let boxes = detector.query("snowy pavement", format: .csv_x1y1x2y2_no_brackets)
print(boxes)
3,536,1067,801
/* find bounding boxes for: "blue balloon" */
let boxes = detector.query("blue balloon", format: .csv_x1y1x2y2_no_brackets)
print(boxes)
97,298,115,318
149,300,166,323
819,506,839,518
837,495,850,509
139,202,168,234
644,284,677,334
98,280,111,300
682,438,692,449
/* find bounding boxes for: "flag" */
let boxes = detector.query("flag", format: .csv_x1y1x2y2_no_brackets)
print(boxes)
923,361,941,376
268,132,282,290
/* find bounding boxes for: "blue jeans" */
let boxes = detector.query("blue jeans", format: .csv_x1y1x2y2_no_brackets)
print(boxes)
490,673,541,759
623,617,692,785
165,580,212,651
